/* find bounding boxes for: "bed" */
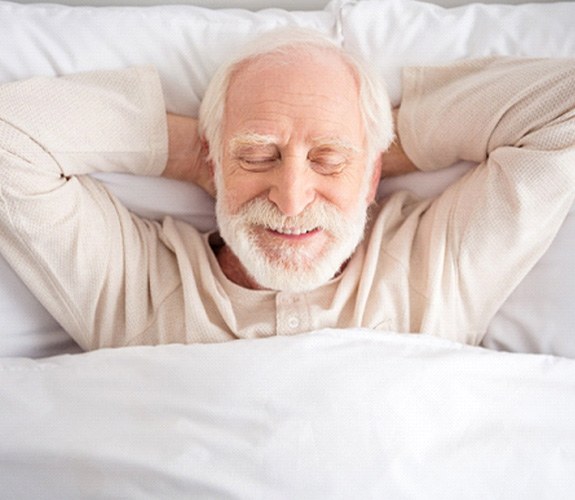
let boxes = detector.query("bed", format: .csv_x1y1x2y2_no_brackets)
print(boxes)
1,0,574,497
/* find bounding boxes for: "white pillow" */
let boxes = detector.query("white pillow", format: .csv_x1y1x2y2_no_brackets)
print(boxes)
0,1,335,113
342,0,575,357
340,0,575,106
0,0,335,357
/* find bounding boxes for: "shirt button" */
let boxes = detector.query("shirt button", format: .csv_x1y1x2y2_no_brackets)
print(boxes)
288,316,300,329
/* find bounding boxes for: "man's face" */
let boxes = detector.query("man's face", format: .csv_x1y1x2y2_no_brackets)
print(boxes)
215,49,378,292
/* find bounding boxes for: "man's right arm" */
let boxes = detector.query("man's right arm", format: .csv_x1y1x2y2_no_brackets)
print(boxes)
0,67,183,349
164,113,214,196
0,66,168,178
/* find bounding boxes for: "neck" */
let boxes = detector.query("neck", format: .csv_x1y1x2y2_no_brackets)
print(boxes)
216,244,266,290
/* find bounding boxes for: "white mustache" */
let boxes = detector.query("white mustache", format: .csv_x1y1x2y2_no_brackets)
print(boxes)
235,196,348,238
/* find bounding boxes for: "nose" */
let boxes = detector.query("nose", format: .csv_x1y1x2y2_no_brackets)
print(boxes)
268,157,316,217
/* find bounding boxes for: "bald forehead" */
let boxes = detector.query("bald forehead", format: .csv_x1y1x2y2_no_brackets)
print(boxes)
223,47,364,144
226,46,360,105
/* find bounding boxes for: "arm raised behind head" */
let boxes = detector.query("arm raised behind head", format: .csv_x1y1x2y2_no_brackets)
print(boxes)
0,66,186,349
163,113,214,197
379,110,417,178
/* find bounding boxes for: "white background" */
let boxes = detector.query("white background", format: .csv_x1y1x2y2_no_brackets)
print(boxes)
8,0,567,10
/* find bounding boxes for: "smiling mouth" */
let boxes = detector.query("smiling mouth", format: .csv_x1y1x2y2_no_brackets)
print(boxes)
266,226,321,238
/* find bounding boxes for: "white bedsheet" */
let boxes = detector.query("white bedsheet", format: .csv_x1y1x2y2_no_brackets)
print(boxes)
1,329,574,499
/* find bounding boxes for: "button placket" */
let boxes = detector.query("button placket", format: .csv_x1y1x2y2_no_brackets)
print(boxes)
276,293,308,335
287,316,300,329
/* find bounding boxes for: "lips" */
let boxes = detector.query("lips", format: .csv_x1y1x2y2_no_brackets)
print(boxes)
266,226,320,237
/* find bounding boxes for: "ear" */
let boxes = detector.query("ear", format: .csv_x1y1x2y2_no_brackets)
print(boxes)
200,138,217,197
366,156,382,204
201,139,214,174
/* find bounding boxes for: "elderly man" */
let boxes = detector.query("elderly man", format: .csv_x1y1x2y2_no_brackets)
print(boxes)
0,29,574,350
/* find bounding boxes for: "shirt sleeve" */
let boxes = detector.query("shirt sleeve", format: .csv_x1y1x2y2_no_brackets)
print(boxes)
0,65,168,177
0,67,180,350
398,58,575,342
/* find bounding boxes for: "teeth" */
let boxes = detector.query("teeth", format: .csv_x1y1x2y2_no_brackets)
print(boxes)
271,227,316,236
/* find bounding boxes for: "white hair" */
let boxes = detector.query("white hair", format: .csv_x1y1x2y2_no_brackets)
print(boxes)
198,28,394,174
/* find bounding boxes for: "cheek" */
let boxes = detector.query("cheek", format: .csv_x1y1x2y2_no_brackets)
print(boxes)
320,171,368,215
219,170,269,214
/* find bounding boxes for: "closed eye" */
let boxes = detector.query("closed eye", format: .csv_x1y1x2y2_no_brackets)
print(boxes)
308,151,348,175
233,142,280,172
238,155,279,172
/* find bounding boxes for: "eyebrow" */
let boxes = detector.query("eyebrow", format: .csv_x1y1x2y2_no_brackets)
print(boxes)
229,132,363,155
309,136,363,155
229,133,279,151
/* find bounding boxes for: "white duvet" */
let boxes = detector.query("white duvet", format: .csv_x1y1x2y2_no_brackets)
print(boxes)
2,329,574,499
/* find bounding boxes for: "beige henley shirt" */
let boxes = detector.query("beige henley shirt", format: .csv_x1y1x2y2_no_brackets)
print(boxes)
1,58,574,350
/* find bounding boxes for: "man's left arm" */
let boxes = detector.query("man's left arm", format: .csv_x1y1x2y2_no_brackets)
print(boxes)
379,109,417,178
397,57,575,341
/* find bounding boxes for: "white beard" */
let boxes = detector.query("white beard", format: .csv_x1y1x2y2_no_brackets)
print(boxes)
216,192,369,293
